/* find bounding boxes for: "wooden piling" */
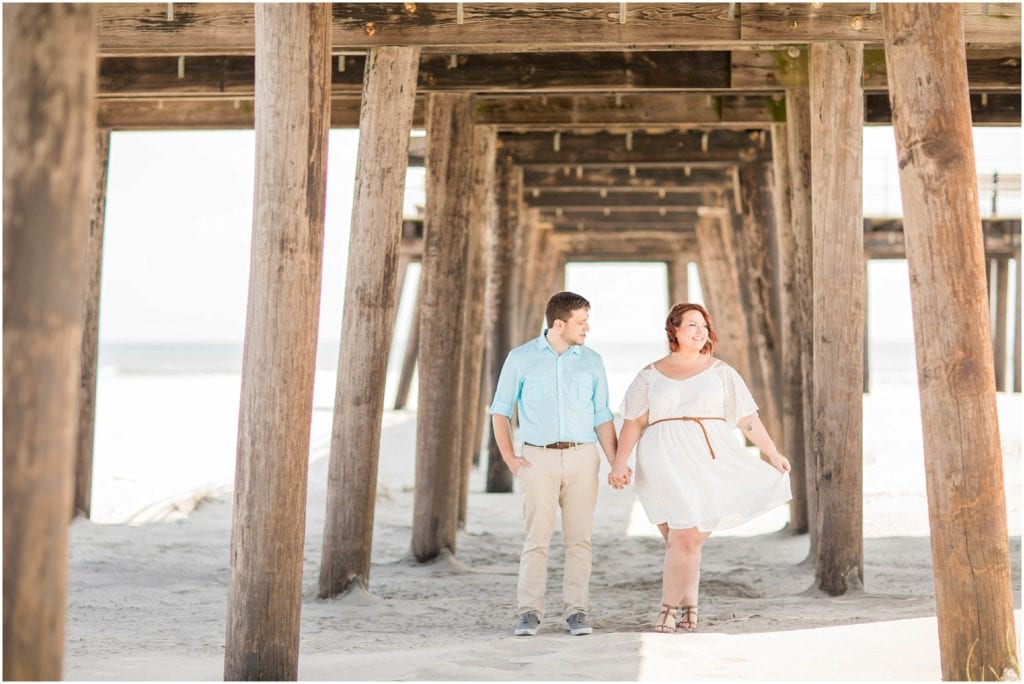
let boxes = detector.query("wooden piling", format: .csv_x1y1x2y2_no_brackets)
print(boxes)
1015,253,1021,393
786,85,817,554
695,215,753,384
883,4,1017,678
3,5,96,679
485,158,519,493
394,279,421,410
224,5,331,680
771,122,808,534
994,256,1009,391
413,93,476,562
738,162,783,447
458,126,498,529
74,129,112,521
809,41,864,596
319,46,420,599
668,256,690,306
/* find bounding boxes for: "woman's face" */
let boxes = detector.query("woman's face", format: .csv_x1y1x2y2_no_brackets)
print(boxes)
675,309,709,352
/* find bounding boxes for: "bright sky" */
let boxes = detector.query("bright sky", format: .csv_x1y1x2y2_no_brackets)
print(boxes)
98,126,1021,346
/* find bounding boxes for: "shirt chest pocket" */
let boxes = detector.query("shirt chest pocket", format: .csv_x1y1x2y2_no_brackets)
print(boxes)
522,374,556,403
570,372,594,403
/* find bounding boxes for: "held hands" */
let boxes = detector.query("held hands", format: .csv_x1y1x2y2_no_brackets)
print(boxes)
608,463,633,490
768,452,791,474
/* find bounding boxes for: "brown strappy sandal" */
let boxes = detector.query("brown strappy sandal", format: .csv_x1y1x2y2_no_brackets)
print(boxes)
653,603,679,633
676,605,699,632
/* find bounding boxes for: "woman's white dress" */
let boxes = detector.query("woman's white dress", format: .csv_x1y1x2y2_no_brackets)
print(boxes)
620,359,792,532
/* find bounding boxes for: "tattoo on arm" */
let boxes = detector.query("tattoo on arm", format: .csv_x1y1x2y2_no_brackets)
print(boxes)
743,423,754,432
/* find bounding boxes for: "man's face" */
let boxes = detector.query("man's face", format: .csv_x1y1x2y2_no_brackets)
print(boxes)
556,307,590,346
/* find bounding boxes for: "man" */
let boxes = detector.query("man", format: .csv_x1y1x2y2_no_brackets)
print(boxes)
490,291,625,637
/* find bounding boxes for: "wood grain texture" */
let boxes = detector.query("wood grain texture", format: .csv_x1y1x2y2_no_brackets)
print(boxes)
485,159,519,493
413,93,476,562
737,163,783,448
524,167,732,190
809,41,864,596
499,130,772,165
771,123,808,535
883,5,1017,679
319,46,420,600
394,279,422,410
458,126,498,528
74,130,112,522
668,256,691,307
223,5,331,680
742,3,1020,46
3,5,96,679
694,215,754,383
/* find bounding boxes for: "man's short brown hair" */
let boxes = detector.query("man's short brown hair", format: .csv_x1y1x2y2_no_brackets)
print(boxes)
545,291,590,327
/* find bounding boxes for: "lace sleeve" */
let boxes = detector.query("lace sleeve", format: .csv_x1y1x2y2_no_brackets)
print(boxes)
618,367,653,420
722,365,759,426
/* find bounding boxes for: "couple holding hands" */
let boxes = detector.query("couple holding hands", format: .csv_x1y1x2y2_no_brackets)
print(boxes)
490,291,792,636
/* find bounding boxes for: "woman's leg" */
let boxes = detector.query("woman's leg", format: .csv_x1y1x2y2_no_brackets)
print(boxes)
661,527,711,608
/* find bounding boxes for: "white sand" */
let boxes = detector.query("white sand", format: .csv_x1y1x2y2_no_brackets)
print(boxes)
65,382,1022,680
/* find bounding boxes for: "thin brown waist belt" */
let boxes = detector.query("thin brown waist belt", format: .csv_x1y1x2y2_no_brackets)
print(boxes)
646,416,726,459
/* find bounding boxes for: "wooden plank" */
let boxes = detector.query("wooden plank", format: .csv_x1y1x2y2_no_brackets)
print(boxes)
413,93,476,562
884,5,1018,680
771,122,809,535
742,3,1021,46
809,41,864,597
458,126,498,529
3,6,96,680
223,6,330,680
499,130,772,164
485,158,519,494
732,47,1022,90
526,189,709,208
74,130,112,522
865,91,1021,126
523,166,732,189
318,46,420,600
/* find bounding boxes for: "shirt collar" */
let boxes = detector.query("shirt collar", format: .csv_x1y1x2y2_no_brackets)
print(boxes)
537,331,583,356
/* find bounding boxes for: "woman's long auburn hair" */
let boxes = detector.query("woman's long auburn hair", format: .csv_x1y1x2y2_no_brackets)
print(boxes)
666,303,717,355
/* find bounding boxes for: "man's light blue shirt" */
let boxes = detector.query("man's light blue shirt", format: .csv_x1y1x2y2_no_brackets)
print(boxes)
489,333,614,445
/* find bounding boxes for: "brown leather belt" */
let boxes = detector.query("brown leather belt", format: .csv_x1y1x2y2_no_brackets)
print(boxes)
526,441,582,450
645,416,726,459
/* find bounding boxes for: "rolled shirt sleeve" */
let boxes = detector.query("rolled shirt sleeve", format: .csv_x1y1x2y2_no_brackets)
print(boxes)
592,359,614,426
489,353,519,418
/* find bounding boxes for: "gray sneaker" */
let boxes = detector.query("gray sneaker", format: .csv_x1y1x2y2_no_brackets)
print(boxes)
566,611,593,636
513,612,540,636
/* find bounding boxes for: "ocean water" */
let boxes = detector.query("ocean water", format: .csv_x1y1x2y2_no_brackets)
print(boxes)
90,340,1020,533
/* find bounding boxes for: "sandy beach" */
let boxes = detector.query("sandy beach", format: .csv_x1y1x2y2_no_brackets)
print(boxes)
63,375,1021,681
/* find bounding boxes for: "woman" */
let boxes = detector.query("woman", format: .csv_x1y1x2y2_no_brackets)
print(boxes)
609,303,791,633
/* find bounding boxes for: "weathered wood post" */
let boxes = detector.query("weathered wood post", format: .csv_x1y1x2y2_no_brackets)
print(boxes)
771,122,808,534
883,4,1018,679
458,126,498,529
1015,252,1021,393
738,162,783,447
695,215,753,383
224,5,330,680
74,129,112,521
993,256,1009,391
319,46,420,599
413,93,475,561
485,157,519,493
668,256,690,306
393,279,421,410
809,41,864,595
3,5,96,679
786,85,817,553
863,259,871,393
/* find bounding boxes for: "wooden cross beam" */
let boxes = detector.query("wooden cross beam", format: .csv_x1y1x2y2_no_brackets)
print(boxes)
524,189,721,208
521,166,734,189
497,129,772,164
98,49,1019,97
97,3,1021,56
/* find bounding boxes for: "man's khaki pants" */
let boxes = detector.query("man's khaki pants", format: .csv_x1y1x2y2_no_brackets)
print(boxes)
516,443,600,619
